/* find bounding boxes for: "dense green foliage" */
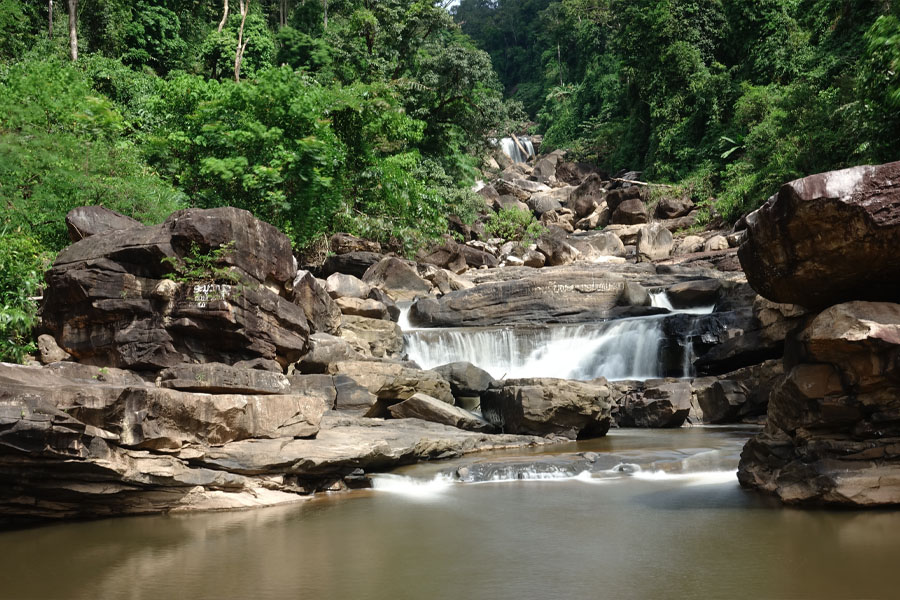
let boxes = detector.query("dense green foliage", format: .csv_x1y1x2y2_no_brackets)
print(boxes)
0,1,520,361
455,0,900,221
484,207,545,244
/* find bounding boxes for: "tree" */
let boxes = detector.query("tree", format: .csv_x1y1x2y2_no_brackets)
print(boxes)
67,0,77,60
235,0,250,81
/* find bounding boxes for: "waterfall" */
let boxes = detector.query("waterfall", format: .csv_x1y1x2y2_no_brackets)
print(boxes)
404,317,671,381
499,136,535,163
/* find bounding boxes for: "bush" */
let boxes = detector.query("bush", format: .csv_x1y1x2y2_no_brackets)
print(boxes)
0,232,50,363
484,208,545,244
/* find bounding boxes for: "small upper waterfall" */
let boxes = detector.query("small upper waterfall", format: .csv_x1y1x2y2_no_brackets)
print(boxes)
404,317,671,381
499,136,535,163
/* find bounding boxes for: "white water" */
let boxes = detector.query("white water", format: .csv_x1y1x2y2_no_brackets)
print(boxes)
404,317,669,381
649,290,716,315
499,136,535,163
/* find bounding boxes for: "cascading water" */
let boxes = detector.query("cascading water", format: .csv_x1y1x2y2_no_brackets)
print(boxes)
499,136,535,163
401,291,715,382
404,317,669,381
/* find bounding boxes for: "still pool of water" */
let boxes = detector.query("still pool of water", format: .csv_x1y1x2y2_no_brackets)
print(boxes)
3,427,900,600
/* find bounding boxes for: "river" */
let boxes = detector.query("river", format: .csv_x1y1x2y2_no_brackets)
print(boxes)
3,426,899,600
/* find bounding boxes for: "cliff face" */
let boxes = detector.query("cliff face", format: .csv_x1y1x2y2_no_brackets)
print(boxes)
737,162,900,506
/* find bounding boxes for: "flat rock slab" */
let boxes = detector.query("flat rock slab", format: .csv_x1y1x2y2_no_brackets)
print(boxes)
159,362,291,395
190,415,549,476
389,393,495,433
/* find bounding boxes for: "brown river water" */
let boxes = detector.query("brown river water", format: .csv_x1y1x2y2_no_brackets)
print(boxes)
2,426,899,600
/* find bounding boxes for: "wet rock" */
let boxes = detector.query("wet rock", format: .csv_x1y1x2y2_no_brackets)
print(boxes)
636,223,674,262
362,257,433,302
389,393,494,433
42,207,308,370
291,270,342,335
738,161,900,310
159,363,291,394
614,380,692,428
330,233,381,255
321,251,383,279
481,378,613,439
65,206,142,242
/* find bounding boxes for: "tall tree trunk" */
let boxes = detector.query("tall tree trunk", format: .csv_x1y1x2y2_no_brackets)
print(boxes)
323,0,327,30
218,0,229,33
48,0,53,39
67,0,77,61
234,0,250,82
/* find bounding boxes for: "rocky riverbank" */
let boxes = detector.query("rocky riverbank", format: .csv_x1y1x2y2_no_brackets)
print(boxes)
6,148,875,524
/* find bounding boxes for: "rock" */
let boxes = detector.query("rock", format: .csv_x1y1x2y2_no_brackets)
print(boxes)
362,257,433,302
605,186,641,213
611,198,649,225
635,223,674,262
458,244,499,269
287,373,378,416
296,333,365,374
389,393,495,433
481,378,613,439
696,380,749,424
291,270,342,335
654,195,694,219
37,334,71,364
527,193,563,215
674,235,705,255
330,233,381,255
477,183,500,207
738,301,900,505
556,161,599,185
523,250,546,268
614,380,692,428
408,267,655,327
738,161,900,310
536,235,580,266
321,251,383,279
120,386,327,449
41,207,308,370
418,240,468,273
159,363,291,394
339,315,403,358
569,173,606,218
666,279,722,308
570,231,625,260
368,287,401,321
602,224,644,245
334,297,390,320
494,195,531,213
531,156,559,183
617,282,650,307
495,178,551,201
703,235,729,252
325,272,371,300
432,362,496,398
574,203,610,230
327,361,454,414
65,206,143,242
540,208,576,233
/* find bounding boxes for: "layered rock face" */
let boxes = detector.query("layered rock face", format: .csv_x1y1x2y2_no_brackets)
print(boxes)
737,161,900,506
41,207,310,371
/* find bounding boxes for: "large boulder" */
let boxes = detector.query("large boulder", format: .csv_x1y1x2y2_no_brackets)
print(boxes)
65,206,142,242
635,223,674,262
291,270,342,335
569,231,625,260
654,195,694,219
41,207,308,370
738,301,900,505
388,393,494,433
556,161,599,186
339,315,403,358
321,251,384,279
432,362,496,398
330,233,381,255
613,380,692,428
481,378,613,439
738,161,900,310
536,234,580,266
325,273,371,300
568,173,606,219
611,198,649,225
327,361,454,414
362,257,433,302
